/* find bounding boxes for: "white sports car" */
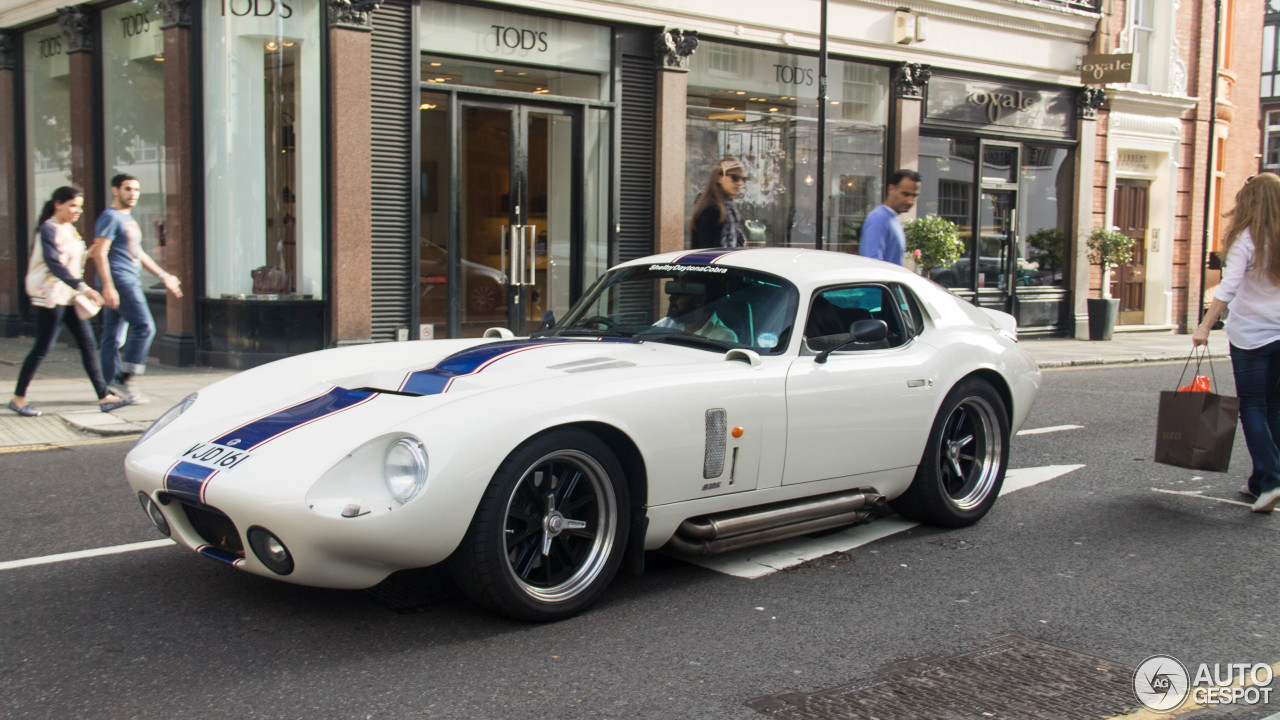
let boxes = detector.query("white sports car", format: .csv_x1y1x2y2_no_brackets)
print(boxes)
125,248,1040,621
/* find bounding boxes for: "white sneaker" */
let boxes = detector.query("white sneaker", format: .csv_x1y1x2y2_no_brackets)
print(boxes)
109,380,150,405
1251,487,1280,513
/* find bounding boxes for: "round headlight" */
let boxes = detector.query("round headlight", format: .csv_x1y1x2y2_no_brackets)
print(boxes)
384,437,427,503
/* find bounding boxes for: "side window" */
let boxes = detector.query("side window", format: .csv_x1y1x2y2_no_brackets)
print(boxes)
804,284,906,352
890,284,927,339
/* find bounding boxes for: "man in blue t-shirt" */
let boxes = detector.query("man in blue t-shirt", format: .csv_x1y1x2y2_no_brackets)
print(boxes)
90,174,183,403
858,169,921,266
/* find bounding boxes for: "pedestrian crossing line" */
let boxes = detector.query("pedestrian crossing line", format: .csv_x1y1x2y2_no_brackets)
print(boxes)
676,464,1085,578
1016,424,1084,436
1152,488,1252,508
0,538,174,572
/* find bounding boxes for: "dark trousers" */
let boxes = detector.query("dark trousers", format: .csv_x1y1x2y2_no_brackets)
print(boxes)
14,304,109,399
1230,339,1280,495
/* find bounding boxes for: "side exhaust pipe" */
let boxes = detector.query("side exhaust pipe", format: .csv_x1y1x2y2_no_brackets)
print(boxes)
665,490,886,556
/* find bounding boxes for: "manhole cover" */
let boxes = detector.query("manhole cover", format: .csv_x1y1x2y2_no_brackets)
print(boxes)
0,415,92,447
748,635,1138,720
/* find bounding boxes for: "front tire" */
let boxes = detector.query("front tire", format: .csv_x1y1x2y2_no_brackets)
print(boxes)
450,428,629,621
891,378,1009,528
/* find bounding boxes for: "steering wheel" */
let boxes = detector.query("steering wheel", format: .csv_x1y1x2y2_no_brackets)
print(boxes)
578,315,617,330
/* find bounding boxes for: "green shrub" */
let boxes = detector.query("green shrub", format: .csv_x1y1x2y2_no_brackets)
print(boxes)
1026,227,1064,270
904,215,964,272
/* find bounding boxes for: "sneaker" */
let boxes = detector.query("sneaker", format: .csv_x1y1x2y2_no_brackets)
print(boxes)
1239,484,1259,502
109,380,149,405
7,399,41,417
1251,487,1280,513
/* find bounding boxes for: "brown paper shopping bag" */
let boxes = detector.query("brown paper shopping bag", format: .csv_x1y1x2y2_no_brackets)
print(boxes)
1154,348,1239,472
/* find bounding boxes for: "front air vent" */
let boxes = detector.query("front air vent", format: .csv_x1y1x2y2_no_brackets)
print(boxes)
704,409,727,479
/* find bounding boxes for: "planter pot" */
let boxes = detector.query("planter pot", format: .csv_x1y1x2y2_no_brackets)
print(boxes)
1087,298,1119,341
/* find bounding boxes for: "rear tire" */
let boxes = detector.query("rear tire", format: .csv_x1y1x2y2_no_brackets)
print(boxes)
890,378,1009,528
450,428,629,621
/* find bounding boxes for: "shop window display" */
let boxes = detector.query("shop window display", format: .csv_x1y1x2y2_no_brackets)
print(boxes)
202,1,321,299
685,41,888,250
102,0,167,266
24,23,72,240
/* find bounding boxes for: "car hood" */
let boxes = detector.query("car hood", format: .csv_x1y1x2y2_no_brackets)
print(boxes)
130,337,735,498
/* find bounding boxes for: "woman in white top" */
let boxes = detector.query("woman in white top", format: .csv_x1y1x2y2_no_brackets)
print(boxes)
9,186,131,417
1193,172,1280,512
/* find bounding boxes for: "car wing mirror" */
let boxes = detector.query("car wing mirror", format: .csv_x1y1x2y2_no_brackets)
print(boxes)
540,310,556,330
814,318,888,364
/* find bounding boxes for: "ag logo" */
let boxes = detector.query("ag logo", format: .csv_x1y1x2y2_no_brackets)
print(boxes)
1133,655,1190,712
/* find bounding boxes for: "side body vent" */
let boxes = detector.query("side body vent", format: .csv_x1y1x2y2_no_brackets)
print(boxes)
704,408,727,479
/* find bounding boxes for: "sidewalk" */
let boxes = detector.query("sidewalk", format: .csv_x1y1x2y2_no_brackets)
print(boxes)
0,328,1228,448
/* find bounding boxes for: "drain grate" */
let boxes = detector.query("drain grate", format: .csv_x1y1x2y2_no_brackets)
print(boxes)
747,635,1138,720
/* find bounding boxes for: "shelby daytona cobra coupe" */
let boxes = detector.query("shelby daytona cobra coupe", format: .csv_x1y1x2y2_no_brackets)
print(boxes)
125,248,1040,621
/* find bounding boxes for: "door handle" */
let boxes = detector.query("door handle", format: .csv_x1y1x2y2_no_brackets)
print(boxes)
524,225,537,286
509,223,523,288
499,225,509,285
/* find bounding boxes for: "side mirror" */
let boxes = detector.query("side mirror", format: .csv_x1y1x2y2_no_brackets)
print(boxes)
539,311,556,330
814,318,889,364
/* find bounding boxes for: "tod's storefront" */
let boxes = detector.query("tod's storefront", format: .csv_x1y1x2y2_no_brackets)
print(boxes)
0,0,1096,368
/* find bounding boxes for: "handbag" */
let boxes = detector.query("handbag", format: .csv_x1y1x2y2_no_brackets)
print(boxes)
251,241,292,294
73,294,101,320
1154,347,1239,472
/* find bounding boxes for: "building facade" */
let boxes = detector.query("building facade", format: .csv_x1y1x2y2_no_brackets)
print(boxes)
1089,0,1260,336
0,0,1161,369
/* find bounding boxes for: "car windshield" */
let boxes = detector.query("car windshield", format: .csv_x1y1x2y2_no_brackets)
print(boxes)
548,262,798,354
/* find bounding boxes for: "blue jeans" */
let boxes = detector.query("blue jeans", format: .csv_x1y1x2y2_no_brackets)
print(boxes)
100,279,154,383
1230,339,1280,495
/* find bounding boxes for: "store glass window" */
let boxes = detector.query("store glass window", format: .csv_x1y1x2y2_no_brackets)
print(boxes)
917,136,977,288
24,23,72,240
102,0,167,267
686,41,888,250
203,1,322,298
1017,145,1072,287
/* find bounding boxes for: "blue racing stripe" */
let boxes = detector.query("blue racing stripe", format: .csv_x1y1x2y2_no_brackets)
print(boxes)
198,546,243,565
673,248,744,265
400,337,622,396
165,461,216,504
215,387,375,450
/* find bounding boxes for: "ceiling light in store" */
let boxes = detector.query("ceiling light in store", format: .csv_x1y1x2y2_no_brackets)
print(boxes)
707,112,746,121
804,174,814,185
769,107,778,112
430,62,442,67
435,78,447,82
831,101,840,105
736,91,746,95
494,69,504,73
283,41,294,47
517,72,527,76
421,103,437,110
265,41,279,51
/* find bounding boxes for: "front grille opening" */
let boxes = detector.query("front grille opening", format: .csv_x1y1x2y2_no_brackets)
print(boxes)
179,501,245,558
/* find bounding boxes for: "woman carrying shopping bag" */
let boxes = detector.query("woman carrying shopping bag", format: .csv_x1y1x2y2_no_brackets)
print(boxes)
8,186,132,417
1193,172,1280,512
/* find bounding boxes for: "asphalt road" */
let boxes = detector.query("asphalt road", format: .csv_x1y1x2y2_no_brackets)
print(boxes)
1,362,1277,720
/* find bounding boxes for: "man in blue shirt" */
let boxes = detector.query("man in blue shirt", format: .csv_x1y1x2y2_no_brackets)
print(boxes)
90,174,182,403
858,169,921,266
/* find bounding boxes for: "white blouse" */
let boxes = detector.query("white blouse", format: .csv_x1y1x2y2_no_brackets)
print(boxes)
1214,228,1280,350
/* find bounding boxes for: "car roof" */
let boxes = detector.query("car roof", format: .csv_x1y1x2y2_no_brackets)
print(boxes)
619,248,923,294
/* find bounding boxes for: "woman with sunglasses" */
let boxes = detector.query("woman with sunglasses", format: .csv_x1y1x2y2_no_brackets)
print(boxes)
690,157,750,249
1193,172,1280,512
9,186,132,417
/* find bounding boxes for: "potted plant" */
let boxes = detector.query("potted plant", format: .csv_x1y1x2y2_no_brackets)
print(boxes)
904,215,964,278
1085,226,1135,340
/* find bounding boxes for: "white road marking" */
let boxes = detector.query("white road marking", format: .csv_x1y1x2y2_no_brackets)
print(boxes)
0,539,173,572
1016,424,1084,436
676,464,1085,578
1152,488,1252,508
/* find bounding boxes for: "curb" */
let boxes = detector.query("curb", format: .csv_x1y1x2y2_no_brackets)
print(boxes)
59,412,150,437
1034,351,1229,370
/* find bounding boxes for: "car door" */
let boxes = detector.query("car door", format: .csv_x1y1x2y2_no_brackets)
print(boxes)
783,283,940,485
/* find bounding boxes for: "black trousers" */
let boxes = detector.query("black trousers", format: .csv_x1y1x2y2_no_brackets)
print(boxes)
15,304,109,400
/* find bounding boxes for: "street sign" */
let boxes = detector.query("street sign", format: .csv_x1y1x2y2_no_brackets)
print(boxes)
1081,53,1134,84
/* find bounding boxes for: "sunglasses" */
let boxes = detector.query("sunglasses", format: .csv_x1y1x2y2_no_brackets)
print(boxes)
725,173,749,183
